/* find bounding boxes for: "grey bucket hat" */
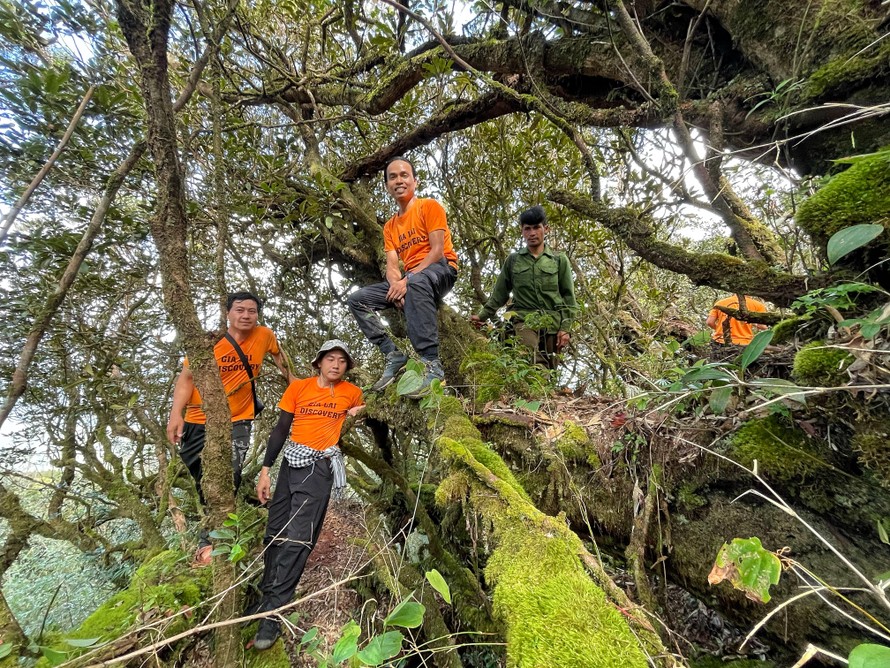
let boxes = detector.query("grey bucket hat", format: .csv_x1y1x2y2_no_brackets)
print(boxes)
311,339,355,370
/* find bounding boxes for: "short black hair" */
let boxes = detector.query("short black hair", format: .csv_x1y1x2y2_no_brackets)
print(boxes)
519,205,547,228
226,291,263,311
383,156,416,182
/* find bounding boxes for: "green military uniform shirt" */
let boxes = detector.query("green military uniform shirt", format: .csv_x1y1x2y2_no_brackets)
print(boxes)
477,245,578,333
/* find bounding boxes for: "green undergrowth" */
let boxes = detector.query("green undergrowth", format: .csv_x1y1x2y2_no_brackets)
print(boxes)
459,340,552,409
434,410,660,667
34,550,210,666
792,342,854,386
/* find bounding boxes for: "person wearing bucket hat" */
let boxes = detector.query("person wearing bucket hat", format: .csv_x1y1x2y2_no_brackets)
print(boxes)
250,339,364,651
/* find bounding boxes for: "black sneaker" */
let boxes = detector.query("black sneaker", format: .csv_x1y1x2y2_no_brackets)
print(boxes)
253,618,281,651
370,350,408,392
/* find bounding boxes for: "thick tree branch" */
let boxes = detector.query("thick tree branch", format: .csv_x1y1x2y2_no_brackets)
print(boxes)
549,189,829,306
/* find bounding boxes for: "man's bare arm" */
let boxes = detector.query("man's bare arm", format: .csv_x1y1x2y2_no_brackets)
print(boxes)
166,367,194,443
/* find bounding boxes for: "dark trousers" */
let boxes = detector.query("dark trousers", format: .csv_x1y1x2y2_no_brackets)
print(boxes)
179,421,252,504
258,459,333,612
347,259,457,360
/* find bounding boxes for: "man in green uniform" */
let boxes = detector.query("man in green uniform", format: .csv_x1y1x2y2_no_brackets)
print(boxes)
470,206,578,369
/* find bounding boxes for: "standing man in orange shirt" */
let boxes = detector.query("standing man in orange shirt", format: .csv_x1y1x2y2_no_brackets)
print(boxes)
251,340,364,651
166,291,295,565
706,294,768,345
347,156,458,396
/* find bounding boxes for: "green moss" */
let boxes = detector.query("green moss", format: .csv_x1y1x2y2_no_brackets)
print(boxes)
460,349,506,407
796,148,890,247
555,421,589,459
804,41,890,101
730,415,829,481
439,436,530,503
437,437,650,667
771,315,813,344
853,417,890,487
243,624,290,667
485,516,647,668
35,550,210,666
690,656,774,668
792,342,854,386
441,414,482,442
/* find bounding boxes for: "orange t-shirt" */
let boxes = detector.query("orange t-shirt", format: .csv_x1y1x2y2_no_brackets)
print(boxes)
279,377,364,451
183,326,280,424
709,296,767,345
383,198,458,272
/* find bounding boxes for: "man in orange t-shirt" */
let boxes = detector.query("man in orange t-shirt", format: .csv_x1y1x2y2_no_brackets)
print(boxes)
250,340,364,651
707,294,768,345
347,156,458,396
166,291,294,565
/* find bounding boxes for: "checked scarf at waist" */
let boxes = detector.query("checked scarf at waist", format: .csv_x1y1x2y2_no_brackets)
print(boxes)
283,441,346,495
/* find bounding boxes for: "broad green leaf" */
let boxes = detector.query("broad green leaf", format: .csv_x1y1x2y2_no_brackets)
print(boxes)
740,330,774,370
300,627,318,646
827,224,885,265
356,631,403,665
708,537,782,603
0,643,12,659
331,620,361,663
64,637,101,648
878,520,889,546
425,569,452,604
680,366,733,385
682,330,712,347
229,543,246,563
396,370,424,395
384,599,425,628
849,643,890,668
708,385,734,415
41,647,67,666
208,528,235,540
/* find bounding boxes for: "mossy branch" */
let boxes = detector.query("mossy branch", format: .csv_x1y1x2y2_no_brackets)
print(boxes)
549,189,830,307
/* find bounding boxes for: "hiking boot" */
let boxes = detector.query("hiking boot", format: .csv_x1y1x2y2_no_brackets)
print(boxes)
371,350,408,392
405,359,445,399
253,618,281,651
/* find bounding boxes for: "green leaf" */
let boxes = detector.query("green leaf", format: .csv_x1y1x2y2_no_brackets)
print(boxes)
64,637,101,648
708,537,782,603
849,643,890,668
384,599,425,628
356,631,403,665
708,385,734,414
680,366,733,385
331,620,361,663
209,528,235,540
425,569,452,604
41,647,67,666
878,520,889,546
396,370,424,396
229,543,246,563
0,643,13,659
300,627,318,646
739,330,774,370
827,224,885,265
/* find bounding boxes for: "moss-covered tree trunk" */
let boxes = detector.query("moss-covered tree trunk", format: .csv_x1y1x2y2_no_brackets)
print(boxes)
113,1,241,664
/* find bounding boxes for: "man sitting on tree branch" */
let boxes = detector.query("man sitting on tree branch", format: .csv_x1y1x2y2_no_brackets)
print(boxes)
166,291,295,566
348,156,458,396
